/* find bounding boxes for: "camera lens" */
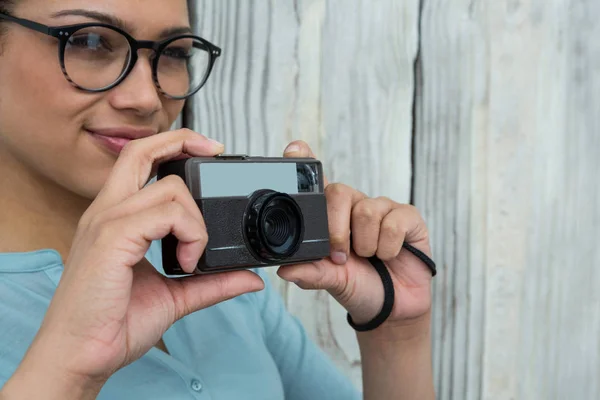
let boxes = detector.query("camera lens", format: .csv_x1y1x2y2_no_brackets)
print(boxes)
262,201,299,248
245,191,304,261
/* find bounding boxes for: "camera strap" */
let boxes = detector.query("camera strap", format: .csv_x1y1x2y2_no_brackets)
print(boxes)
346,242,437,332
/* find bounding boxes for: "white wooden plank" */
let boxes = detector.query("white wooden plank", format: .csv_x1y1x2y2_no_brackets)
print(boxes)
418,0,600,399
416,1,488,398
515,1,600,398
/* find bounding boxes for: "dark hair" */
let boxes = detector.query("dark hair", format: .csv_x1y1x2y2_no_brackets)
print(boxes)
0,0,15,17
0,0,14,14
0,0,16,40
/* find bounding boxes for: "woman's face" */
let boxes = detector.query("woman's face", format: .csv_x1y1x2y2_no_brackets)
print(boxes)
0,0,190,199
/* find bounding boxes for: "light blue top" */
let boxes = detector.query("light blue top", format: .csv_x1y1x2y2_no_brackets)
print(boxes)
0,241,361,399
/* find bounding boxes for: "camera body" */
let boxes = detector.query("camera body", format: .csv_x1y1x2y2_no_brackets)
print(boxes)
157,154,330,275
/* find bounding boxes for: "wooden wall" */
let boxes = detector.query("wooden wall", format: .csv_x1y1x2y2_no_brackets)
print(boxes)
187,1,600,398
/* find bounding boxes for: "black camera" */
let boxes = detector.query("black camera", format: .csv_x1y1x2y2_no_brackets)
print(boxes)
157,154,330,275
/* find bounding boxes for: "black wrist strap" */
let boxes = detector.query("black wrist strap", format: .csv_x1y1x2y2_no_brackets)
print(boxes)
346,243,437,332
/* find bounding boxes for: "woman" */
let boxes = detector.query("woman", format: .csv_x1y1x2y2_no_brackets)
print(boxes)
0,1,435,399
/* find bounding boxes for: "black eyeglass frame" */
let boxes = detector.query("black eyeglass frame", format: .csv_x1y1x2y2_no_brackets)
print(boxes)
0,12,222,100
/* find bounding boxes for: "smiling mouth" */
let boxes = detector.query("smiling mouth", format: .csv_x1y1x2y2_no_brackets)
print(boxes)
85,126,158,155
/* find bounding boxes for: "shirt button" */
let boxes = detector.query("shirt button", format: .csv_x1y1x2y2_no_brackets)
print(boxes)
190,379,203,392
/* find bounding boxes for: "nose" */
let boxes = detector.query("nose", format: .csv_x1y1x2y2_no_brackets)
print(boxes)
108,52,163,118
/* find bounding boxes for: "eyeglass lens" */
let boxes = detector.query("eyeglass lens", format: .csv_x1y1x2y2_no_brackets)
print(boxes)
63,26,211,98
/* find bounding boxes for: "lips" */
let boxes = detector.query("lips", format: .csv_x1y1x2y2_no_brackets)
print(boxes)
89,133,132,154
86,127,158,155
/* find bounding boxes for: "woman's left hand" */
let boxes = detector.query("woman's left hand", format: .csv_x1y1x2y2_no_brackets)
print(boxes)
278,141,434,329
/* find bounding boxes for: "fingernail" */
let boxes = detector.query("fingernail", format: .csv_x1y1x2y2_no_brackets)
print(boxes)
284,144,300,154
331,251,348,264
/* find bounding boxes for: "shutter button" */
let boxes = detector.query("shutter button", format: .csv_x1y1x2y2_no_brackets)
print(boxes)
191,379,203,392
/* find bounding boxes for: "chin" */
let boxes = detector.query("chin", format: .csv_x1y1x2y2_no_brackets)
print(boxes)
59,166,113,202
66,180,105,201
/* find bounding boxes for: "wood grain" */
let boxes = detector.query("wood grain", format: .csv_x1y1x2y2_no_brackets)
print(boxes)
416,0,600,399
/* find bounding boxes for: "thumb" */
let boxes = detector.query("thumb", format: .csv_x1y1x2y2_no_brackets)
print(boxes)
166,270,265,321
283,140,329,186
277,260,346,296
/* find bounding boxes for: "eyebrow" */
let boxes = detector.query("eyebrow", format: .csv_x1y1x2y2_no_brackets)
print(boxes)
50,9,193,39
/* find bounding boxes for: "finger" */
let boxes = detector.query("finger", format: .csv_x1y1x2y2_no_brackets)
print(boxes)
351,197,395,258
98,200,208,273
283,140,329,186
97,175,203,226
90,129,224,214
325,183,366,264
276,260,347,296
283,140,317,158
377,204,431,261
376,207,408,261
166,270,265,321
391,204,431,256
100,175,207,269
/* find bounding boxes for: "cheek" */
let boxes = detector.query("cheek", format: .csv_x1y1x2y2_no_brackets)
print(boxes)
4,42,90,127
0,42,113,198
165,100,186,127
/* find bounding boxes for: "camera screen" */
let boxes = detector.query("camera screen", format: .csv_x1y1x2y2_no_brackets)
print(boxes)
198,162,321,198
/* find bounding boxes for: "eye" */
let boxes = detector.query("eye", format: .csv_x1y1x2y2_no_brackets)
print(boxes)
69,33,113,52
162,46,192,60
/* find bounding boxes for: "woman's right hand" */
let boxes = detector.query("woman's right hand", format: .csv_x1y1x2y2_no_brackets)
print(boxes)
3,129,265,397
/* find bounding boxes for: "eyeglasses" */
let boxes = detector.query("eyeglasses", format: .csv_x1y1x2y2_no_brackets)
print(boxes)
0,12,222,99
